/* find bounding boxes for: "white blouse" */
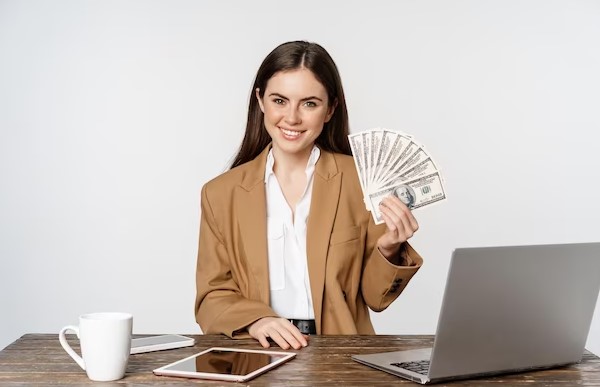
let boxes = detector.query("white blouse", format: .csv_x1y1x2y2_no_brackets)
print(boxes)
264,146,320,320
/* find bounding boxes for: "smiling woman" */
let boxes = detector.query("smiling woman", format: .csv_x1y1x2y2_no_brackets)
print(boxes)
194,41,424,351
256,68,335,207
231,41,351,169
257,68,335,164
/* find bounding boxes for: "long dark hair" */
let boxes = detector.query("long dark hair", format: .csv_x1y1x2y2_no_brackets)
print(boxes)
230,41,351,169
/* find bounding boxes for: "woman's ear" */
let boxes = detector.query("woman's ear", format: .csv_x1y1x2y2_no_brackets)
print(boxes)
256,88,265,113
325,98,337,123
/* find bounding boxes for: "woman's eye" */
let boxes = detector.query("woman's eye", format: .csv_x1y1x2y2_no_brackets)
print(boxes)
304,101,317,107
273,98,284,105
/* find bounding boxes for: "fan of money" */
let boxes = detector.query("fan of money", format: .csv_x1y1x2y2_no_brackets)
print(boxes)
348,128,447,224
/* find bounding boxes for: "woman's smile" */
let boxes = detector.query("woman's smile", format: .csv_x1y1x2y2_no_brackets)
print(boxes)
280,127,304,139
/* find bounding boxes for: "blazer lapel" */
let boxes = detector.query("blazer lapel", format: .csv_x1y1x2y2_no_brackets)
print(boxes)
307,150,341,333
236,147,271,304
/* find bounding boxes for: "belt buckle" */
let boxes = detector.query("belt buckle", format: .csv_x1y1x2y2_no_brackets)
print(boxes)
290,319,315,335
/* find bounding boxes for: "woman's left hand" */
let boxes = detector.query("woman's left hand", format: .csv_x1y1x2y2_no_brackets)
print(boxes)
376,195,419,262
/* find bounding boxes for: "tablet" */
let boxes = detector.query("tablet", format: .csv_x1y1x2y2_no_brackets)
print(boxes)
152,347,296,382
131,334,195,354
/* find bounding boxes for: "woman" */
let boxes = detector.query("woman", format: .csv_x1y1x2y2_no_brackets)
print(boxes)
195,41,423,350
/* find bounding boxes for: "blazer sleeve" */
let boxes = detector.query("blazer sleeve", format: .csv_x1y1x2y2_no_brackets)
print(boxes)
194,185,278,338
360,217,423,312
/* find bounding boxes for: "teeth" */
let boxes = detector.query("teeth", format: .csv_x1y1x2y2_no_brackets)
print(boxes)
281,128,301,137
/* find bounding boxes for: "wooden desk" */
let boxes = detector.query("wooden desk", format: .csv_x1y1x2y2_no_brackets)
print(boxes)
1,334,599,385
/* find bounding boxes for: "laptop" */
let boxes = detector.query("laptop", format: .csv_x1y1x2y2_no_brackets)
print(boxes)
352,242,600,384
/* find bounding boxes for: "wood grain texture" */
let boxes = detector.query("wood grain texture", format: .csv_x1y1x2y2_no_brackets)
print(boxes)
1,334,598,386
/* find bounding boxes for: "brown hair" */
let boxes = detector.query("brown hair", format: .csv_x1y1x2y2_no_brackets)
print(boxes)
230,41,351,169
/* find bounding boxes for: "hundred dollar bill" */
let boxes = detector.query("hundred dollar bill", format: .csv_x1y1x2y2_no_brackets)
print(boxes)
380,157,440,190
369,128,384,187
368,171,447,224
348,132,368,193
362,131,372,192
373,130,412,188
373,129,392,179
375,139,420,190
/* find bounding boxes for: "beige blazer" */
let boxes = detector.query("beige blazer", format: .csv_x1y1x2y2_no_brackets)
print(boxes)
195,146,423,337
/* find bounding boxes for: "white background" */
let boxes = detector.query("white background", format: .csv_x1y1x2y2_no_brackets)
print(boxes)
1,0,599,355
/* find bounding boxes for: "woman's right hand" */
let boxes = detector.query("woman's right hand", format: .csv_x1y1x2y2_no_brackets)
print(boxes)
248,317,308,350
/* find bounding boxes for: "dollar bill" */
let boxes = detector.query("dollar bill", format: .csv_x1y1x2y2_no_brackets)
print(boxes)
380,157,440,190
348,128,447,220
373,130,412,188
369,129,384,187
362,131,372,191
377,140,420,187
348,132,367,192
368,171,447,224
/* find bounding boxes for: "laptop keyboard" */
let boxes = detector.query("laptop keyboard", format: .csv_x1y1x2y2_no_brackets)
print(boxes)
390,360,430,375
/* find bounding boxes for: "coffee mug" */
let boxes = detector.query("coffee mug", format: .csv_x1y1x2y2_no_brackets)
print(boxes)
59,312,133,381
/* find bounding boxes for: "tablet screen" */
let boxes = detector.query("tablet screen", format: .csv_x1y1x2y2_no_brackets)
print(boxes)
166,349,283,375
154,347,296,381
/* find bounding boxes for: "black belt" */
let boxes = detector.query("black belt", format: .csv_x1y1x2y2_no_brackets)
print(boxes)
289,319,316,335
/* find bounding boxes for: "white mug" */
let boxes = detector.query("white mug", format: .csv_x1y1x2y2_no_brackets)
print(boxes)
59,312,133,381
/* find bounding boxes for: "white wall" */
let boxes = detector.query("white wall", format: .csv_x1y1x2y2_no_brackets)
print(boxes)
1,0,599,355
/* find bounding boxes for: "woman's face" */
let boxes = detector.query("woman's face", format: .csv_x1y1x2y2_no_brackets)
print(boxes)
257,68,335,160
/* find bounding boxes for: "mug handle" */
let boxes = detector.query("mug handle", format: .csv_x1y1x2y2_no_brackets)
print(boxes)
59,325,85,370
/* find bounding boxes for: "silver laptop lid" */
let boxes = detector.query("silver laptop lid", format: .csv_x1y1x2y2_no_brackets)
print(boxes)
428,242,600,380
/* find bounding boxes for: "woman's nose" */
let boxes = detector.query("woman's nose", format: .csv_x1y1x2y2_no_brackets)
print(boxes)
284,106,301,125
